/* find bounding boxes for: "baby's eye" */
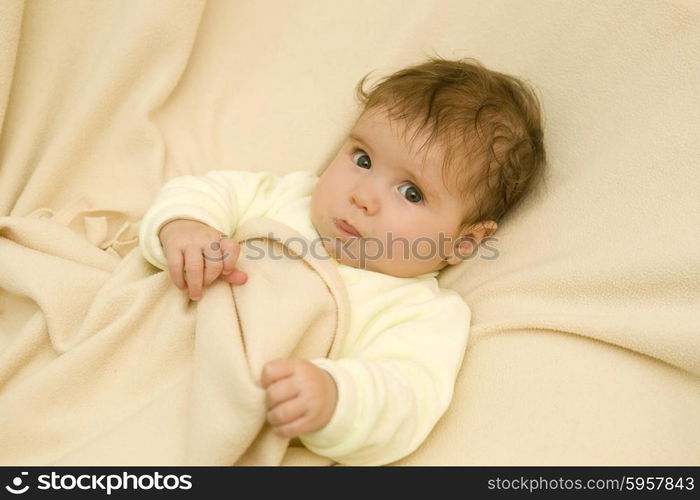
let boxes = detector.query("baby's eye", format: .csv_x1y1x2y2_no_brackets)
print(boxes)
352,151,372,169
398,183,423,203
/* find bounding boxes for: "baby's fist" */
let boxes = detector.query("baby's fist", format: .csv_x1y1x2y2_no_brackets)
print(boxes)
261,358,337,438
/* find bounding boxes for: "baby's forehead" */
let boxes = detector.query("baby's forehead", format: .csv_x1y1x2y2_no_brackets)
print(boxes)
351,109,443,159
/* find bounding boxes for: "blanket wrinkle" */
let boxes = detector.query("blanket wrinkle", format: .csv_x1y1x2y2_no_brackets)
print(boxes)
470,322,697,379
0,215,349,465
26,199,140,258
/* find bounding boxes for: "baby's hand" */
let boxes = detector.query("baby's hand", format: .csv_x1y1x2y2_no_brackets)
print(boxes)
158,219,248,301
261,358,338,438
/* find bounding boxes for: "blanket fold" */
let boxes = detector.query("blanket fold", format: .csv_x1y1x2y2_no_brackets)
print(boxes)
0,215,349,465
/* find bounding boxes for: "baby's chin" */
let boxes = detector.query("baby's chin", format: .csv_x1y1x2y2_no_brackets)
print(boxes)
320,238,440,277
320,237,368,269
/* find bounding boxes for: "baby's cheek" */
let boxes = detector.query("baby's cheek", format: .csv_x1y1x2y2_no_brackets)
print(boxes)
359,238,384,261
410,237,440,262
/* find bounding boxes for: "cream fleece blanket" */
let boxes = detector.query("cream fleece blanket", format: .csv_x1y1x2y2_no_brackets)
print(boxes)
1,0,698,465
0,214,348,465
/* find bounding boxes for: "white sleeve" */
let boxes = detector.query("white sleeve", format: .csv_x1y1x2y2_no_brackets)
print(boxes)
300,291,470,465
138,169,317,269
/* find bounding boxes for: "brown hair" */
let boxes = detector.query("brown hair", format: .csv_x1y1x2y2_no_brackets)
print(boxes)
355,57,546,227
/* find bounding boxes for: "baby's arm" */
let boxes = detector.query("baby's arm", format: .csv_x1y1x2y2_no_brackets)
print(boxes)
295,292,470,465
139,169,317,296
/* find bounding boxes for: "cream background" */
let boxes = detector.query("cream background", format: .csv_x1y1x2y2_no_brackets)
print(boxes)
1,0,698,464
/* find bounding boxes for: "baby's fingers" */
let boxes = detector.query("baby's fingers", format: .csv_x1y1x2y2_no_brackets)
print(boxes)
184,246,205,300
202,239,224,287
220,269,248,285
261,359,296,389
220,238,248,284
265,378,300,410
165,247,186,290
266,397,307,431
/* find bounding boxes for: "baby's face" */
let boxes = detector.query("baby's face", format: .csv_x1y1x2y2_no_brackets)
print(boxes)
311,109,471,277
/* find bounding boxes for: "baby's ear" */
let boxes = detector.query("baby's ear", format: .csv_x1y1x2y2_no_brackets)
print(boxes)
445,220,498,265
461,220,498,244
476,220,498,239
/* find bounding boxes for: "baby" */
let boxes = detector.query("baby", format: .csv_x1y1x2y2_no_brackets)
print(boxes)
139,57,545,465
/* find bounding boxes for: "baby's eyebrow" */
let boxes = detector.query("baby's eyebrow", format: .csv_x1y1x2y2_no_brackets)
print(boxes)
348,133,373,154
399,165,434,200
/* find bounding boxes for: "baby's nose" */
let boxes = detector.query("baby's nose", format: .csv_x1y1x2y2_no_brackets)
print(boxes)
350,185,380,214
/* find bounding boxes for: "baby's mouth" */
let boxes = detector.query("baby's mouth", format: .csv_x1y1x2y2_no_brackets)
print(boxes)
334,219,362,238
